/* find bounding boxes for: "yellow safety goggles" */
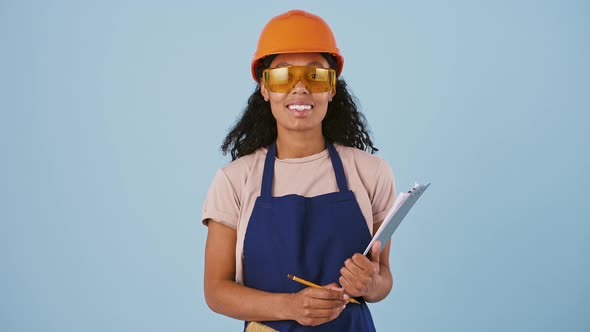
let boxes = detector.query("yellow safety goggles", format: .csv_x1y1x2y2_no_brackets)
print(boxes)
261,66,336,93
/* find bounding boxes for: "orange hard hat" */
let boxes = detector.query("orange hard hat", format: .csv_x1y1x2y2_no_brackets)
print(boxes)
251,9,344,82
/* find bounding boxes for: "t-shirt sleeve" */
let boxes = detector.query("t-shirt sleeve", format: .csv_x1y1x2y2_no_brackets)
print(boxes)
202,168,240,229
371,159,396,225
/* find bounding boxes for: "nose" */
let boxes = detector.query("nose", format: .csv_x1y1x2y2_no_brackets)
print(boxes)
290,79,309,94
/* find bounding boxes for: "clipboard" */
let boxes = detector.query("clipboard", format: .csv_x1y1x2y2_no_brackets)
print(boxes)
363,182,431,256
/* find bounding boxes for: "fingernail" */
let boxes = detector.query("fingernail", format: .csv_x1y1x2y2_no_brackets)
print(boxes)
343,294,350,300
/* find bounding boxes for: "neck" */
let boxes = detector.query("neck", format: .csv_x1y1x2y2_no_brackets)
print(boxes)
275,130,325,159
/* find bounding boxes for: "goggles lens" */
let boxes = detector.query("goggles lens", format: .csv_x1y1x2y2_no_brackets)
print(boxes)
262,66,336,93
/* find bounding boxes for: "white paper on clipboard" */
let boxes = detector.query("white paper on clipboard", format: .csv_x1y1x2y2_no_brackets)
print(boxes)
363,182,431,256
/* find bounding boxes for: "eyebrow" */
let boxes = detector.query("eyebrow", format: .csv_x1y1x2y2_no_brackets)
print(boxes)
274,61,326,68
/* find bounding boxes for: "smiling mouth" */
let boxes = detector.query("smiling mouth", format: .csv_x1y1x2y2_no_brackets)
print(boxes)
287,104,313,111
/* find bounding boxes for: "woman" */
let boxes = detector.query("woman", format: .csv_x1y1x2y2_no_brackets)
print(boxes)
203,9,396,331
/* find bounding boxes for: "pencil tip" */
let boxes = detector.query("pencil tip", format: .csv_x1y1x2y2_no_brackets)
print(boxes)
287,274,293,279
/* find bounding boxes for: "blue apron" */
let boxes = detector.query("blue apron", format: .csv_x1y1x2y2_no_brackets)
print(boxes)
243,142,376,331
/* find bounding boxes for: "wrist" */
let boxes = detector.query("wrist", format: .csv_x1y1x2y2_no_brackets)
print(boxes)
363,274,383,301
364,268,392,303
278,293,295,320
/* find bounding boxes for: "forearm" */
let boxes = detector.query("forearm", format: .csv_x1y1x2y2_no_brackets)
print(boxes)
205,279,293,322
363,263,393,303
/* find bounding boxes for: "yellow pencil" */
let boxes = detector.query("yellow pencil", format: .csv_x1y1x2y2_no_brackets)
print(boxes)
287,274,360,304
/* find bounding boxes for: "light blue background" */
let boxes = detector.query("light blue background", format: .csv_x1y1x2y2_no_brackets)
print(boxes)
1,0,588,331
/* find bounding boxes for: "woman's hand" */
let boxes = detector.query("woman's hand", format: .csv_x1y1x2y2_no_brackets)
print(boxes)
287,283,348,326
339,241,383,298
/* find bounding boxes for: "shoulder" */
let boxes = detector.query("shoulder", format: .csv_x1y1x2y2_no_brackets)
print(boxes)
334,144,395,194
218,147,267,184
334,144,389,171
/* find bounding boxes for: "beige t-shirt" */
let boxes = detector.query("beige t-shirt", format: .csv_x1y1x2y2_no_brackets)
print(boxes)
202,144,396,284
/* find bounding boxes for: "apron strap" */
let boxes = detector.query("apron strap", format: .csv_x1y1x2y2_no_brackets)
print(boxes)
260,142,277,198
326,141,349,192
260,140,349,197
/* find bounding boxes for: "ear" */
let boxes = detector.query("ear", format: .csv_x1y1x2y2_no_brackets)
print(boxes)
260,83,270,102
330,88,336,101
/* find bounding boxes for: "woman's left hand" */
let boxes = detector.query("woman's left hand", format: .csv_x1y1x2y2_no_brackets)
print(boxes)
338,241,382,298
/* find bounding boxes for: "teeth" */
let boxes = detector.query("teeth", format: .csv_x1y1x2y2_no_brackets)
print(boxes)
288,104,312,111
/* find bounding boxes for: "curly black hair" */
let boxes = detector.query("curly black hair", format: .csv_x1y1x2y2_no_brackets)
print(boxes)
221,54,378,160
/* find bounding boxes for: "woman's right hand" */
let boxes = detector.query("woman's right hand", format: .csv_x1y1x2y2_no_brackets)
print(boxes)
286,283,349,326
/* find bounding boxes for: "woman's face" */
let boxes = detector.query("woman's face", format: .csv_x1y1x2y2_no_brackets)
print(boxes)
260,52,335,137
